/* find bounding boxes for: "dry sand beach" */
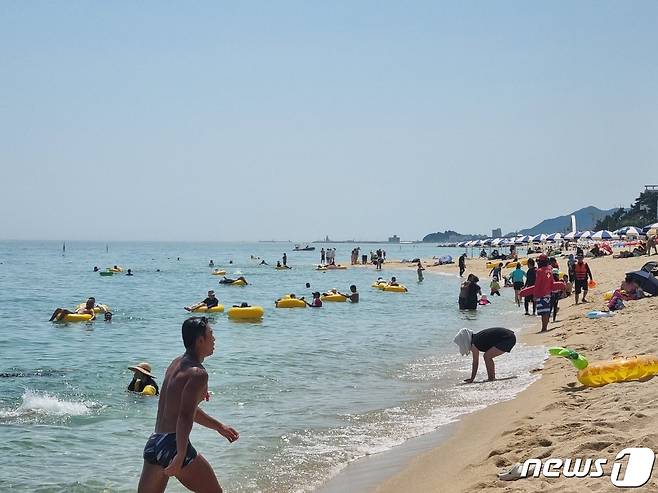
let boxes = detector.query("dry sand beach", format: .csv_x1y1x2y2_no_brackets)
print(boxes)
362,252,658,492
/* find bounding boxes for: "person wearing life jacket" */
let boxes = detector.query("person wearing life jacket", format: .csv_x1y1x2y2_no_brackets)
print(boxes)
573,254,593,304
519,255,565,332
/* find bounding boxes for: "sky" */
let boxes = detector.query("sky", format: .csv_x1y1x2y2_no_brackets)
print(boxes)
1,1,656,242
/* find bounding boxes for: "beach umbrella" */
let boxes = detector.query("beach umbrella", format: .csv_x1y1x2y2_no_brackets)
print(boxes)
482,238,493,246
515,235,530,244
491,238,503,246
591,230,617,240
457,241,467,247
546,233,562,242
626,270,658,296
531,234,548,243
614,226,642,237
643,223,658,233
564,231,579,240
574,231,592,239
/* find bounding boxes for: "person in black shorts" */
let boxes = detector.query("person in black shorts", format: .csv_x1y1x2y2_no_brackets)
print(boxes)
453,327,517,382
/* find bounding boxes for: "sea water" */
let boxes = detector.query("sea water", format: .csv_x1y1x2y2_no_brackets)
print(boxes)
0,241,545,492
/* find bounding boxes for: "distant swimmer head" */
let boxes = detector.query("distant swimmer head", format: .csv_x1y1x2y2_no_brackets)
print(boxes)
305,283,311,288
350,285,357,292
453,328,474,356
104,312,112,321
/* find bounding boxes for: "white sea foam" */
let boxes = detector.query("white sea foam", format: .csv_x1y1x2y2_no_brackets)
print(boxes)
0,389,95,420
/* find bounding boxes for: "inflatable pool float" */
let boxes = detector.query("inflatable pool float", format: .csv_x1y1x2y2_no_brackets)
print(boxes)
320,294,347,302
275,266,291,270
58,313,94,323
371,282,386,290
382,285,408,293
228,306,264,320
231,279,247,286
504,258,529,268
107,267,124,273
326,265,347,270
99,271,113,276
191,304,225,313
550,347,658,387
211,270,227,276
76,303,110,314
275,297,306,308
586,310,614,319
141,385,157,396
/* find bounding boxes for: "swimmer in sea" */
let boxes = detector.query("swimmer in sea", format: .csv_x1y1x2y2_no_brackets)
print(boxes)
128,362,160,395
185,291,219,312
126,269,134,276
218,276,248,285
338,285,359,303
49,297,97,322
137,317,238,492
305,292,323,308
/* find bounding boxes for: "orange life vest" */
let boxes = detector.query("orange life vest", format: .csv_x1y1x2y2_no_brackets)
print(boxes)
575,262,588,280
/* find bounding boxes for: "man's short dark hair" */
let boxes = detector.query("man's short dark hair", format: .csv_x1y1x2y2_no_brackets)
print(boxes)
182,317,209,349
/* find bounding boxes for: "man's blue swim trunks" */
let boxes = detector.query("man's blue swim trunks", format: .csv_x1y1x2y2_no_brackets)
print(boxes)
143,433,198,468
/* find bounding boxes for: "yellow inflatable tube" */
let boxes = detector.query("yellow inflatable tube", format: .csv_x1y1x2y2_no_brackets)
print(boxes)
76,303,110,314
108,266,124,273
371,282,386,290
142,385,157,396
191,304,225,313
61,313,94,322
231,279,247,286
577,355,658,387
275,297,306,308
321,294,347,302
211,270,227,276
383,285,408,293
228,306,264,320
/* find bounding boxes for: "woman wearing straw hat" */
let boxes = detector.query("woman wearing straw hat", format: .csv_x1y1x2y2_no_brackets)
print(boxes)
453,327,516,383
128,362,159,395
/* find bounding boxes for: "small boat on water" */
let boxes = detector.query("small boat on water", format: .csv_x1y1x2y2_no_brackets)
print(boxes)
293,244,316,251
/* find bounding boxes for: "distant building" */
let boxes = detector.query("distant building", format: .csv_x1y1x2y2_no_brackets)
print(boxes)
388,235,400,243
325,235,330,242
492,228,502,238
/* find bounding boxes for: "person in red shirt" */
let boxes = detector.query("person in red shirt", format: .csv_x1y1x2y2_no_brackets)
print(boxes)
519,254,565,332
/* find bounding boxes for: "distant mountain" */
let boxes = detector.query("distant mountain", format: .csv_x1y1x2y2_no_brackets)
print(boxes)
422,230,487,243
512,206,618,236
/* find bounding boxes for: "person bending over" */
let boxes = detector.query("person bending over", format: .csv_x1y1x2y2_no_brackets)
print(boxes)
137,317,239,493
453,327,517,382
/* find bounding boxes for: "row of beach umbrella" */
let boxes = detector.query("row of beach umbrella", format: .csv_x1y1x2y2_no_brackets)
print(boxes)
456,223,658,248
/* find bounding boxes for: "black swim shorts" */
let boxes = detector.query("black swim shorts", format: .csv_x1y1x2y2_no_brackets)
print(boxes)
495,333,517,353
143,432,198,468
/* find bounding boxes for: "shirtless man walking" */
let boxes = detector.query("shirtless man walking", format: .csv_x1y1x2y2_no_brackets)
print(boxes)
138,317,239,493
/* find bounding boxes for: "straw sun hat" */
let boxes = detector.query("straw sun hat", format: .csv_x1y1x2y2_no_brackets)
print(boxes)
128,362,154,378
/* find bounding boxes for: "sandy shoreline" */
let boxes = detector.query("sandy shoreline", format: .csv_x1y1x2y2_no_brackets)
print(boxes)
333,252,658,492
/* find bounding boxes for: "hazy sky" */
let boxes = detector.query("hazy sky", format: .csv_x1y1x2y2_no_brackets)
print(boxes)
1,2,656,241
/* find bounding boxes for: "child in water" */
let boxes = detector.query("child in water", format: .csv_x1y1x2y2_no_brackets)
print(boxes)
490,278,501,296
478,295,491,306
